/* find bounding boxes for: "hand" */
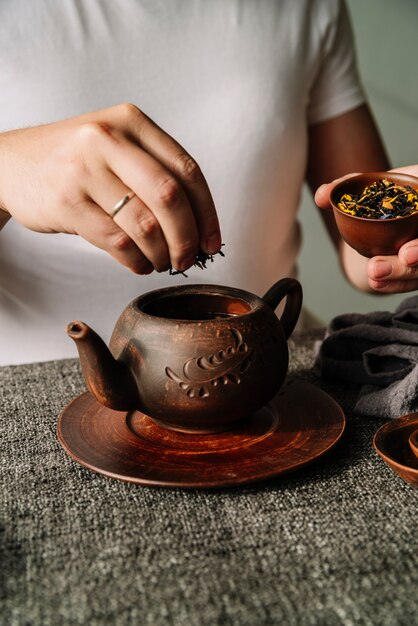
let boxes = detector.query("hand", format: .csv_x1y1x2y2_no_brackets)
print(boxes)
0,103,221,274
315,167,418,294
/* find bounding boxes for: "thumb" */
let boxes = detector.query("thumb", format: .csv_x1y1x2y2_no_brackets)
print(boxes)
314,183,333,210
314,172,362,210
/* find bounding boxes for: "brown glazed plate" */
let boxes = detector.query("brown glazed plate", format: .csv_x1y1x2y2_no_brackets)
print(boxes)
57,378,346,489
373,414,418,487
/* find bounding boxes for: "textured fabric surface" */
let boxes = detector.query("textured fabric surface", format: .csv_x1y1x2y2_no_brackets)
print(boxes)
1,330,417,626
315,296,418,418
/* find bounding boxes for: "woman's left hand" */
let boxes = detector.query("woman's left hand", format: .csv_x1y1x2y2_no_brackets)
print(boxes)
315,166,418,294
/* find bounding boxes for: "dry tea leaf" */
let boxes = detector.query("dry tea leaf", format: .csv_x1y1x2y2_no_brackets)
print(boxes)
338,178,418,220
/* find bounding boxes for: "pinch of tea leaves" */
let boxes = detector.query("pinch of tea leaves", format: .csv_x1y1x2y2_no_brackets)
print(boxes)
169,245,225,277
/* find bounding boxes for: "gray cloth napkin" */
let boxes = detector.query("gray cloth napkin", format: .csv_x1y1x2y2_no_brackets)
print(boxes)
315,295,418,418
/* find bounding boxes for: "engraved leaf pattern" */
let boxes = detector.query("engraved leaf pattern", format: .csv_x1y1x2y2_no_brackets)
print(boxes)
165,328,255,398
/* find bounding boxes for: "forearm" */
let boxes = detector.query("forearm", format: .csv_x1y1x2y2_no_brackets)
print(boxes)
340,241,374,292
307,104,390,190
306,103,390,290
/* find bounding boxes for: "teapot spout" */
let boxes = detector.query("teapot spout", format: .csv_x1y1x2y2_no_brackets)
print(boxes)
67,321,139,411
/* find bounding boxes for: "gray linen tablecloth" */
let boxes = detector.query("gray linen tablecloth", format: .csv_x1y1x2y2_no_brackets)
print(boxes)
1,329,417,626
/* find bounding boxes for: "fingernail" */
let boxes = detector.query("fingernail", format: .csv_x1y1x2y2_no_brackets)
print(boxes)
206,232,221,254
180,254,196,271
404,245,418,266
316,183,327,196
372,259,392,279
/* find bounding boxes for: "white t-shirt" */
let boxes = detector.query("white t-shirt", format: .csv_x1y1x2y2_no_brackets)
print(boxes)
0,0,365,364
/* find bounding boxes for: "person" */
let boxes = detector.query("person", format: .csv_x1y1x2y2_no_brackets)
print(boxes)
315,165,418,294
0,0,392,365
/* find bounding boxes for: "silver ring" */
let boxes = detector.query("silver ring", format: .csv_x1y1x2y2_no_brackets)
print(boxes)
110,191,135,218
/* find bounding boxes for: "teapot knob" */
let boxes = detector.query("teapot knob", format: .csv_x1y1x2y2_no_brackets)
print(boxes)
262,278,303,338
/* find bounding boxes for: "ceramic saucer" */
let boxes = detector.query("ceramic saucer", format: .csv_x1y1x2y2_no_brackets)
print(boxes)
57,378,346,488
374,414,418,487
409,429,418,460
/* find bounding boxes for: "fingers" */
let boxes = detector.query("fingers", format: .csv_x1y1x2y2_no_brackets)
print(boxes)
81,106,222,268
70,198,153,274
95,128,200,272
125,107,221,254
367,241,418,293
88,170,170,272
15,105,221,274
389,165,418,178
113,194,171,273
314,169,418,294
314,183,332,209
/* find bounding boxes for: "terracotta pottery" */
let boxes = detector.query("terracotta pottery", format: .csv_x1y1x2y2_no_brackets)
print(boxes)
67,278,302,434
409,429,418,459
373,414,418,487
57,379,346,488
330,171,418,258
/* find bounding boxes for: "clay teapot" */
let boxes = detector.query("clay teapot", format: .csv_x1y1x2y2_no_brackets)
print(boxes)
67,278,302,433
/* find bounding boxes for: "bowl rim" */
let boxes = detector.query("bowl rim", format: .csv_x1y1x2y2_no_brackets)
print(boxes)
409,428,418,458
330,171,418,223
373,413,418,476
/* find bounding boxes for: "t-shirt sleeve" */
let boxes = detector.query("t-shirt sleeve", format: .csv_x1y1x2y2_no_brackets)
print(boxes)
307,0,366,126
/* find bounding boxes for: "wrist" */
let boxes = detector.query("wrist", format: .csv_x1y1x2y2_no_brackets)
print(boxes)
340,240,374,293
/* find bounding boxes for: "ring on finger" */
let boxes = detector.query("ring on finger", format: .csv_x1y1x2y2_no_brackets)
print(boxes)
110,191,136,218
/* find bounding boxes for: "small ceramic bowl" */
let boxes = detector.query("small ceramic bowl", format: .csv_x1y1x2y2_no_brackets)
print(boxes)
373,414,418,487
409,429,418,459
330,172,418,258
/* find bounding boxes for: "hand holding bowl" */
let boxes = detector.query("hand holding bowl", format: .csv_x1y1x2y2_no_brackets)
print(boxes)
330,172,418,258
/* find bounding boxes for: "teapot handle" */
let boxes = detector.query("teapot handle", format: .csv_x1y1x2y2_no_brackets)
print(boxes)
262,278,303,339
